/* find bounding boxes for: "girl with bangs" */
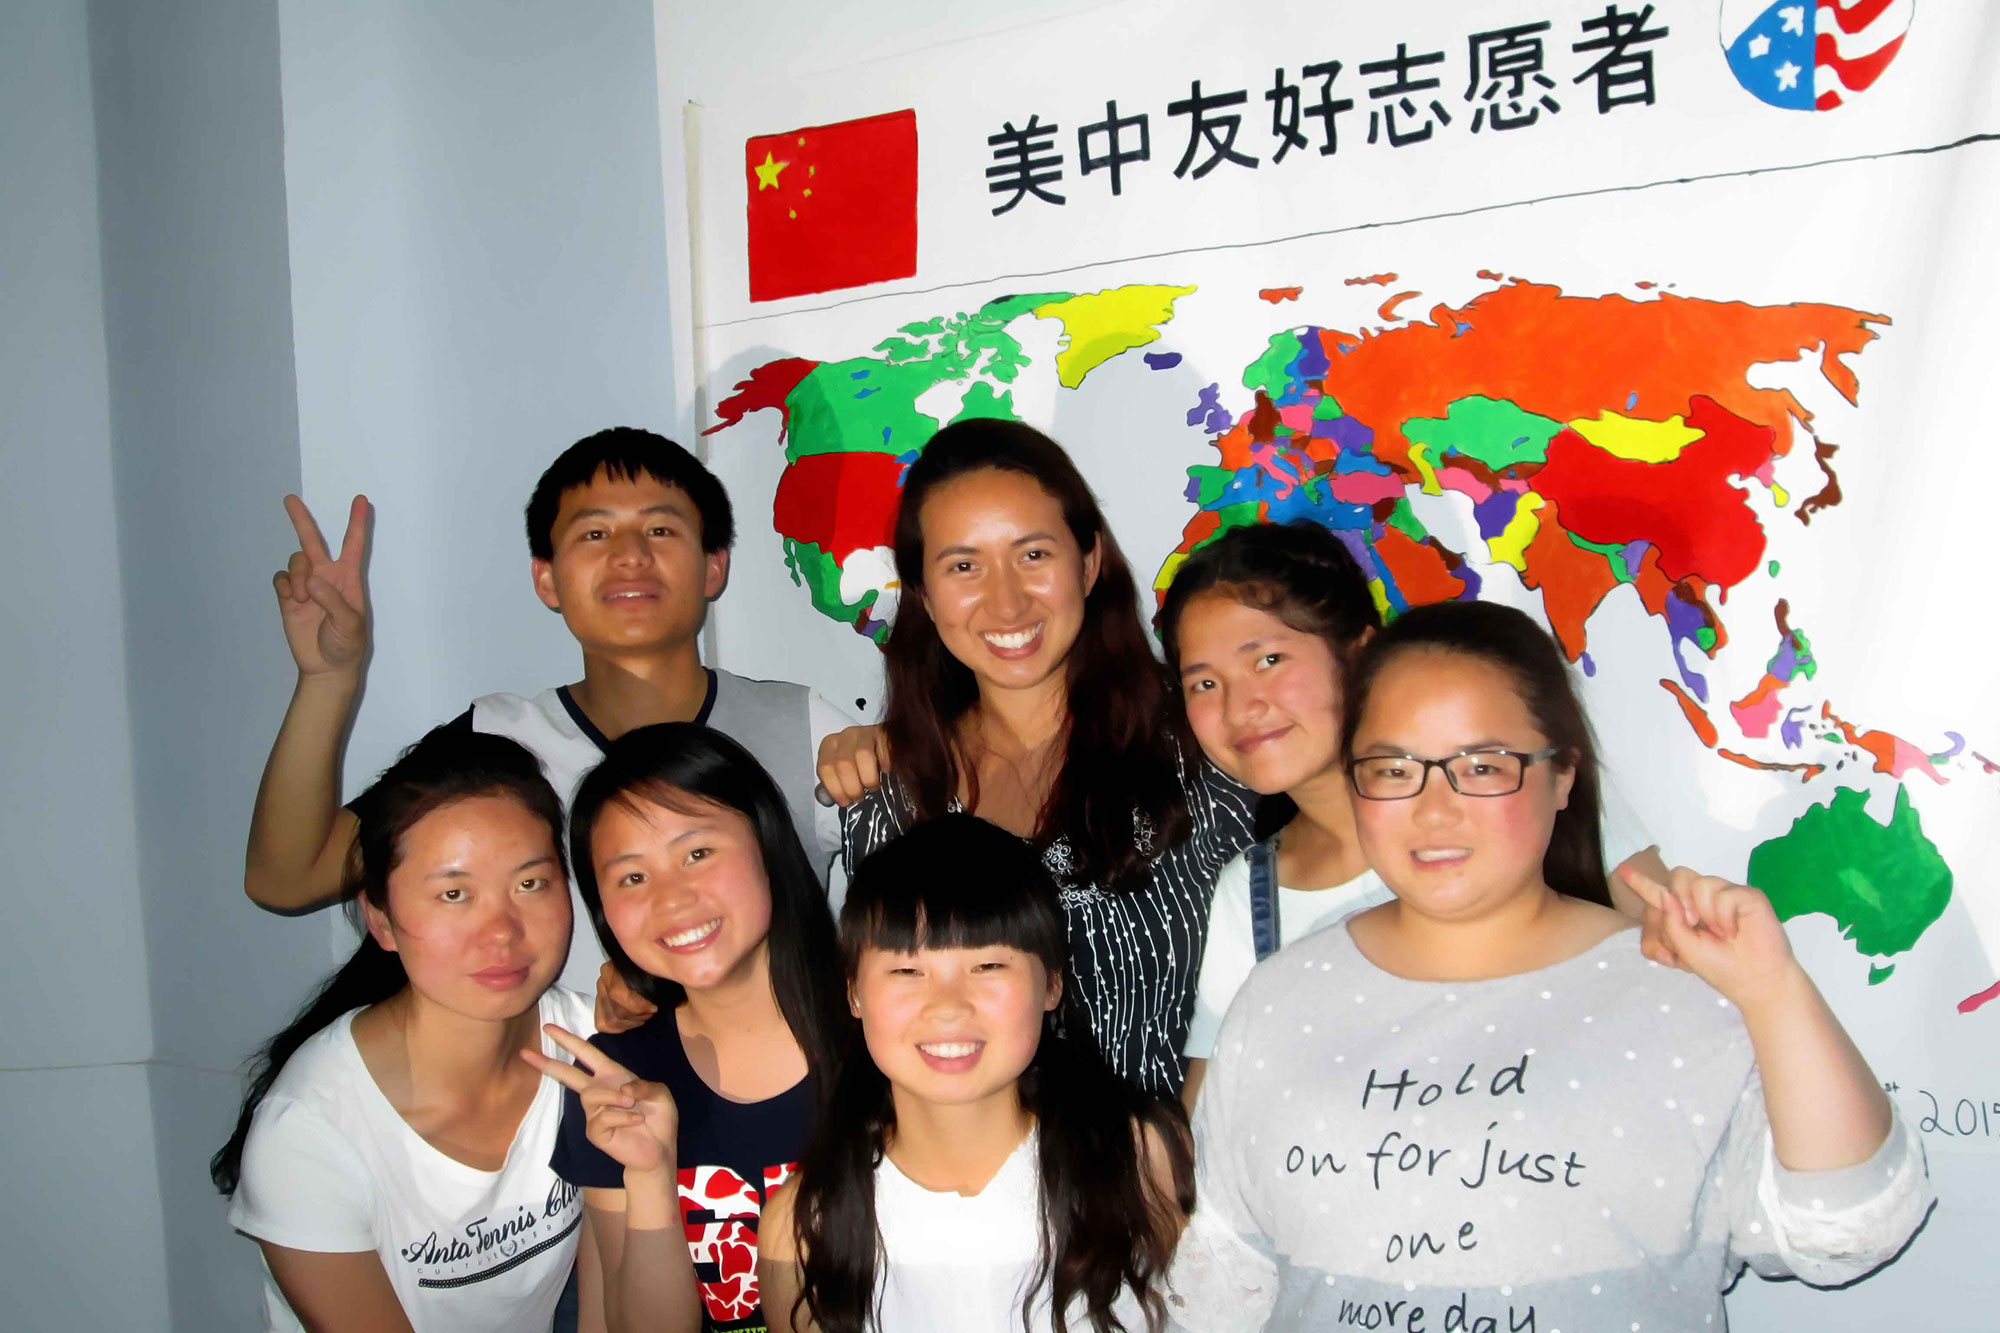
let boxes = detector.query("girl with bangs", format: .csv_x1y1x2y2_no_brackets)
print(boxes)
759,813,1193,1333
520,724,844,1333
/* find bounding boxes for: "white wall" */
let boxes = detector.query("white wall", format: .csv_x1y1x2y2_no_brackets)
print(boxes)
0,1,168,1327
87,0,320,1324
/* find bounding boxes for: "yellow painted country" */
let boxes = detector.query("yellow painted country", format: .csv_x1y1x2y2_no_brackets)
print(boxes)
1487,492,1546,572
1033,285,1197,389
1567,411,1703,462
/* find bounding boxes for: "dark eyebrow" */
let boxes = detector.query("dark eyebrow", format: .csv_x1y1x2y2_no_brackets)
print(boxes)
561,500,691,529
1354,739,1517,757
933,531,1060,560
426,852,558,881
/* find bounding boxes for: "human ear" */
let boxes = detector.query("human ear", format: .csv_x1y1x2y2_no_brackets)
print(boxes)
1553,756,1577,811
703,546,730,601
1044,968,1064,1013
1082,539,1102,597
360,897,399,954
531,558,562,613
847,981,863,1019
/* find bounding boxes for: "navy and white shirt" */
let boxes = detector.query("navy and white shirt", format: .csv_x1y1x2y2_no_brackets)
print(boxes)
843,755,1257,1096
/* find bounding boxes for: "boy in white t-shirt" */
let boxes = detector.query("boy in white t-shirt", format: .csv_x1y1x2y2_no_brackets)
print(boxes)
243,428,852,992
1157,521,1664,1105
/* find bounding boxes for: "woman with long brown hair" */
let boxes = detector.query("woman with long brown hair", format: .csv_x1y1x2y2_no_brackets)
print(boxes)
827,419,1257,1096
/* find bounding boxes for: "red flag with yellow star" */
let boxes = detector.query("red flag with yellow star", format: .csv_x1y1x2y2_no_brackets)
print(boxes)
745,110,918,303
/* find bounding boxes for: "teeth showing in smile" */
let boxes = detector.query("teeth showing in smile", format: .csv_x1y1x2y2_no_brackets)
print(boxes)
981,625,1041,649
662,919,721,947
1413,849,1470,863
918,1041,982,1058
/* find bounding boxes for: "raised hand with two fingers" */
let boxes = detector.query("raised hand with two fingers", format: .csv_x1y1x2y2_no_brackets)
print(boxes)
521,1025,679,1177
1616,863,1800,1010
273,494,372,679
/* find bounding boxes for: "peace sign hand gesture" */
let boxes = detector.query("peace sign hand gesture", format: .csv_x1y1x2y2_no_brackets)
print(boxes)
522,1025,680,1178
273,494,371,679
1617,863,1802,1013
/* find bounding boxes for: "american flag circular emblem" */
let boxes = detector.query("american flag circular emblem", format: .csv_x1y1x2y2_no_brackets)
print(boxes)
1721,0,1913,110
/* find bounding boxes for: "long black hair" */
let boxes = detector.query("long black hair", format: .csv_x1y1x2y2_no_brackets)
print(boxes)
787,814,1194,1333
881,419,1189,892
1341,600,1610,906
566,722,845,1078
212,727,566,1194
1156,520,1382,838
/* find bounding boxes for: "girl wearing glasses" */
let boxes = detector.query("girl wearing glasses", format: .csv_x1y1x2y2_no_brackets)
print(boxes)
1158,522,1657,1110
1166,598,1930,1331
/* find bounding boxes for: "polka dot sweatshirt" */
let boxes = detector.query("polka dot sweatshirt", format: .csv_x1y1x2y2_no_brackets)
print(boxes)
1167,924,1932,1333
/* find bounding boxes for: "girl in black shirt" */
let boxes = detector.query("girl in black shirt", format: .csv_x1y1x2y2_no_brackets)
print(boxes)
525,724,843,1333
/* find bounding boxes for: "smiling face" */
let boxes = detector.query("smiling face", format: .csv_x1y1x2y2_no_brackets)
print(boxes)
532,468,729,657
849,939,1060,1109
589,792,774,994
1177,590,1347,796
1347,650,1575,922
916,468,1101,699
363,795,572,1021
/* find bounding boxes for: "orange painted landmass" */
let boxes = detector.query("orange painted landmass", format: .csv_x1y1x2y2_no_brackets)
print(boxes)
1518,500,1621,660
1259,286,1304,303
1310,281,1886,479
1718,749,1824,782
1378,291,1420,322
1373,528,1466,604
1345,273,1398,287
1662,680,1719,747
1826,708,1947,785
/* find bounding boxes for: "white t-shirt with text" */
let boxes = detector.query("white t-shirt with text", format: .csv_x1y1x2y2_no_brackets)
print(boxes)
228,987,595,1333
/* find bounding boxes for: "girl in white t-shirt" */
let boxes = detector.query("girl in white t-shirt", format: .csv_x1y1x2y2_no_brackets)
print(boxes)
1166,600,1931,1331
757,813,1193,1333
215,727,597,1333
1159,522,1659,1108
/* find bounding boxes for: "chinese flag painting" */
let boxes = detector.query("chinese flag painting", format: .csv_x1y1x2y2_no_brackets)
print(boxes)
745,109,918,303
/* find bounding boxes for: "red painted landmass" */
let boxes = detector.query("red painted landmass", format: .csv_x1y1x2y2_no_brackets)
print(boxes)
1957,979,2000,1014
705,357,819,435
770,449,904,558
1533,395,1774,589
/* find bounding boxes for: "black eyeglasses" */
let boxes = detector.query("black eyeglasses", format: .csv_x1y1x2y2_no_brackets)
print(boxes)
1347,746,1562,801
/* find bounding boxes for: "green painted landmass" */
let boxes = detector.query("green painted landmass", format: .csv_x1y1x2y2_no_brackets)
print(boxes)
1386,496,1427,543
1748,786,1953,962
1244,330,1306,399
1403,395,1564,470
1569,531,1638,582
782,539,861,626
779,293,1066,461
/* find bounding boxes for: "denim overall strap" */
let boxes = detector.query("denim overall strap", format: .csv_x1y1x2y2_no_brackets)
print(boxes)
1247,835,1283,962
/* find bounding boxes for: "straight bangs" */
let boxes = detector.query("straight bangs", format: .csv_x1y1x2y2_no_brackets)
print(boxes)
839,814,1066,979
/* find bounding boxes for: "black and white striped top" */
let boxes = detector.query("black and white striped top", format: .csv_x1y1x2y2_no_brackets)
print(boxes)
841,758,1258,1096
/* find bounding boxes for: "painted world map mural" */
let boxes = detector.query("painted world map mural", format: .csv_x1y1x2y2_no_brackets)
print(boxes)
704,274,1985,1008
